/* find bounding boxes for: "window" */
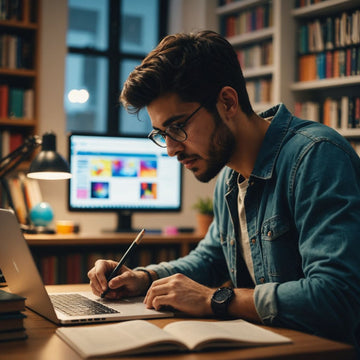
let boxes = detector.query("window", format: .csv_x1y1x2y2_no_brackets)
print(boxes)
65,0,167,135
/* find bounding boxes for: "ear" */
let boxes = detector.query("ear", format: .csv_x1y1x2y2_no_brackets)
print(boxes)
217,86,238,116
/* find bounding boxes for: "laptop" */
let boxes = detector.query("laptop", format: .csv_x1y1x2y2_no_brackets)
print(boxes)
0,209,173,325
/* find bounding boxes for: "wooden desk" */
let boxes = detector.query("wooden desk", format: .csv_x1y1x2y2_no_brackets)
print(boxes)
0,284,355,360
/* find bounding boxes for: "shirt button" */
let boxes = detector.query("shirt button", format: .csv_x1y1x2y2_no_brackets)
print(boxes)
251,238,256,244
230,239,235,246
267,231,272,237
259,277,265,283
231,268,234,273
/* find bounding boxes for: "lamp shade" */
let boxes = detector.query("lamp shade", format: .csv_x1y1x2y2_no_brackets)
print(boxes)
27,133,72,180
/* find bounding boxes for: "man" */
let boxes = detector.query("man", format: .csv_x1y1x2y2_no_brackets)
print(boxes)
88,31,360,350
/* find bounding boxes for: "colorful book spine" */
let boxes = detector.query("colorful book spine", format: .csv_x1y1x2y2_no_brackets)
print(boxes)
297,9,360,82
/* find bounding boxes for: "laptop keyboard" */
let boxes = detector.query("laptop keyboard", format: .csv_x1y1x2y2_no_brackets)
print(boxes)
50,293,119,316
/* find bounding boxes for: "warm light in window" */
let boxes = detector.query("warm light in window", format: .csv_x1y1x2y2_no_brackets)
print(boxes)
68,89,90,104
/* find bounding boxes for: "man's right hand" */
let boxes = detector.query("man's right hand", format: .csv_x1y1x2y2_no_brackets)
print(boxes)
87,259,149,299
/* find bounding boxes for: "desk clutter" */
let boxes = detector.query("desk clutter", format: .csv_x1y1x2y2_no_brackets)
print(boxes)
0,289,27,342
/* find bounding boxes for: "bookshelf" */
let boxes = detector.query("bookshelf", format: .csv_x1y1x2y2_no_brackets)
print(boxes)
0,0,39,158
216,0,295,113
216,0,360,151
24,233,202,285
291,0,360,141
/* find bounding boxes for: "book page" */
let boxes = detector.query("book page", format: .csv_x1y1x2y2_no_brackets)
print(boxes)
56,320,187,358
163,319,292,351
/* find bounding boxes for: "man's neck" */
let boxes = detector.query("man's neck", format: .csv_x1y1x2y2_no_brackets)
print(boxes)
228,113,270,178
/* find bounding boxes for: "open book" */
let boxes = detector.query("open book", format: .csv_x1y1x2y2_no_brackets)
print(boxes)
56,319,292,358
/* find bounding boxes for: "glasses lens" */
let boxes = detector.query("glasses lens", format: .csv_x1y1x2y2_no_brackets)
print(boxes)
152,133,167,147
167,126,187,142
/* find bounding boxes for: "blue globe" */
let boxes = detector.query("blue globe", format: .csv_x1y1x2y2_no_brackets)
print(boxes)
29,202,54,227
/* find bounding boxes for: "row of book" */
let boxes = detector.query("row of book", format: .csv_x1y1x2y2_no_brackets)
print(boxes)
295,0,325,8
0,0,36,23
246,78,272,105
298,11,360,55
236,40,273,70
0,85,34,119
294,96,360,130
0,289,27,342
298,46,360,81
221,3,273,38
35,246,180,285
1,172,42,225
0,34,34,70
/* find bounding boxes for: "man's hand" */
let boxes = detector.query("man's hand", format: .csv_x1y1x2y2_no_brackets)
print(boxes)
87,260,150,299
144,273,214,316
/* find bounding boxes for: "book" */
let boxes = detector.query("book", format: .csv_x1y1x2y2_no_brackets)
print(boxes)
56,319,292,358
0,329,27,342
0,289,25,313
0,312,26,332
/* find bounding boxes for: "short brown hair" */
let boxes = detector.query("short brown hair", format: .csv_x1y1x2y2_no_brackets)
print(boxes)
120,30,253,115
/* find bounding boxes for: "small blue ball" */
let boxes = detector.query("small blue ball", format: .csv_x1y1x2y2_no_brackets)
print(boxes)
30,202,54,227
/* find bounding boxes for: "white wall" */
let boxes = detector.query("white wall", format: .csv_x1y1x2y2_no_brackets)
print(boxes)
38,0,219,233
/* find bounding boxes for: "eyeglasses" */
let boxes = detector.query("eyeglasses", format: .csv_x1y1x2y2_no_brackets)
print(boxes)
148,104,203,148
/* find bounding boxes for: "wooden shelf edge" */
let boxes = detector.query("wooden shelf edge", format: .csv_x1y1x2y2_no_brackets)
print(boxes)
292,0,358,18
291,75,360,90
228,27,274,46
0,20,37,30
0,118,36,127
216,0,269,15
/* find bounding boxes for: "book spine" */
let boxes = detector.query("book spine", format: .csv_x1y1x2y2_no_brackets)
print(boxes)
297,8,360,82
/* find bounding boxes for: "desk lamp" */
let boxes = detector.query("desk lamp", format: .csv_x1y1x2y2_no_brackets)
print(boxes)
0,132,71,180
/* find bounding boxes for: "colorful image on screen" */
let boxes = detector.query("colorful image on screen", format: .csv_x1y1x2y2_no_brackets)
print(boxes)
91,182,109,199
90,159,112,177
140,182,157,199
112,158,138,177
139,160,157,177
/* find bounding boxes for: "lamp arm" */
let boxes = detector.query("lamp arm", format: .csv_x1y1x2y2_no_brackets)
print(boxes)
0,136,41,179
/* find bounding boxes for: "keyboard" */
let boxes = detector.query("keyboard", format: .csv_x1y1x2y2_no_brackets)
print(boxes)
50,293,119,316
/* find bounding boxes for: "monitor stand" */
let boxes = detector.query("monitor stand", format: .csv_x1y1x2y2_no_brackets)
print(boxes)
102,211,137,233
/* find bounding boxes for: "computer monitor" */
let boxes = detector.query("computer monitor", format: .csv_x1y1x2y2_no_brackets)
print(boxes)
68,133,182,232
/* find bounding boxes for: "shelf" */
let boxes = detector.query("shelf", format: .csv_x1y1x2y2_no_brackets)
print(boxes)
0,20,37,30
228,27,274,46
291,75,360,91
292,0,358,18
0,118,36,127
337,128,360,138
0,68,36,77
216,0,269,15
243,65,274,78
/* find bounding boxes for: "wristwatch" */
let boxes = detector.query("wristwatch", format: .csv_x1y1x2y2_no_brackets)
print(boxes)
211,287,234,318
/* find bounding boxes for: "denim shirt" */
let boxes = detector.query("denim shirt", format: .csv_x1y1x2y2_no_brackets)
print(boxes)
147,104,360,347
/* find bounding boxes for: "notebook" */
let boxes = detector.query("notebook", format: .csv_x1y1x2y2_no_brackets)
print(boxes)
0,209,173,325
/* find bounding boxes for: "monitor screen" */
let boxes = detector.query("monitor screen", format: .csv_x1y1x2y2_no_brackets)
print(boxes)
68,133,182,232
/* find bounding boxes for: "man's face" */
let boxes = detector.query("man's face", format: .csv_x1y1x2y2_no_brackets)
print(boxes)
147,93,236,183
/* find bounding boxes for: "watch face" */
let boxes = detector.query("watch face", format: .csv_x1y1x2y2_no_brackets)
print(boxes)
213,287,233,303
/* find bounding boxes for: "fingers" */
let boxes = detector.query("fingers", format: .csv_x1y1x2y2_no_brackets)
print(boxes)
88,259,118,296
143,274,213,316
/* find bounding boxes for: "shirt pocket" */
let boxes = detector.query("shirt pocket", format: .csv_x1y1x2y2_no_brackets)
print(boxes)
260,215,301,282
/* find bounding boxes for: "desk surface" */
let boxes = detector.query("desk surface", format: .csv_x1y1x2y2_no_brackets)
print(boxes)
0,284,355,360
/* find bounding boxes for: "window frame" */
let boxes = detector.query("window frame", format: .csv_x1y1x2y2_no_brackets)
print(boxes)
66,0,168,135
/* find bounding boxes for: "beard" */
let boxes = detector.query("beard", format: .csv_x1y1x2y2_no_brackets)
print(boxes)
193,111,236,183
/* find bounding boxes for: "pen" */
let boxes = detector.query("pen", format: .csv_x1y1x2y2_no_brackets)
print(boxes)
100,228,146,298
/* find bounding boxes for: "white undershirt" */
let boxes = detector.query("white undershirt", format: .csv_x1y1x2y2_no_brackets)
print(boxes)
237,176,256,284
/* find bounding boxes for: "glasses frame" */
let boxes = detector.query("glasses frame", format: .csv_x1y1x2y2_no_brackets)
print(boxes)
148,104,204,148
